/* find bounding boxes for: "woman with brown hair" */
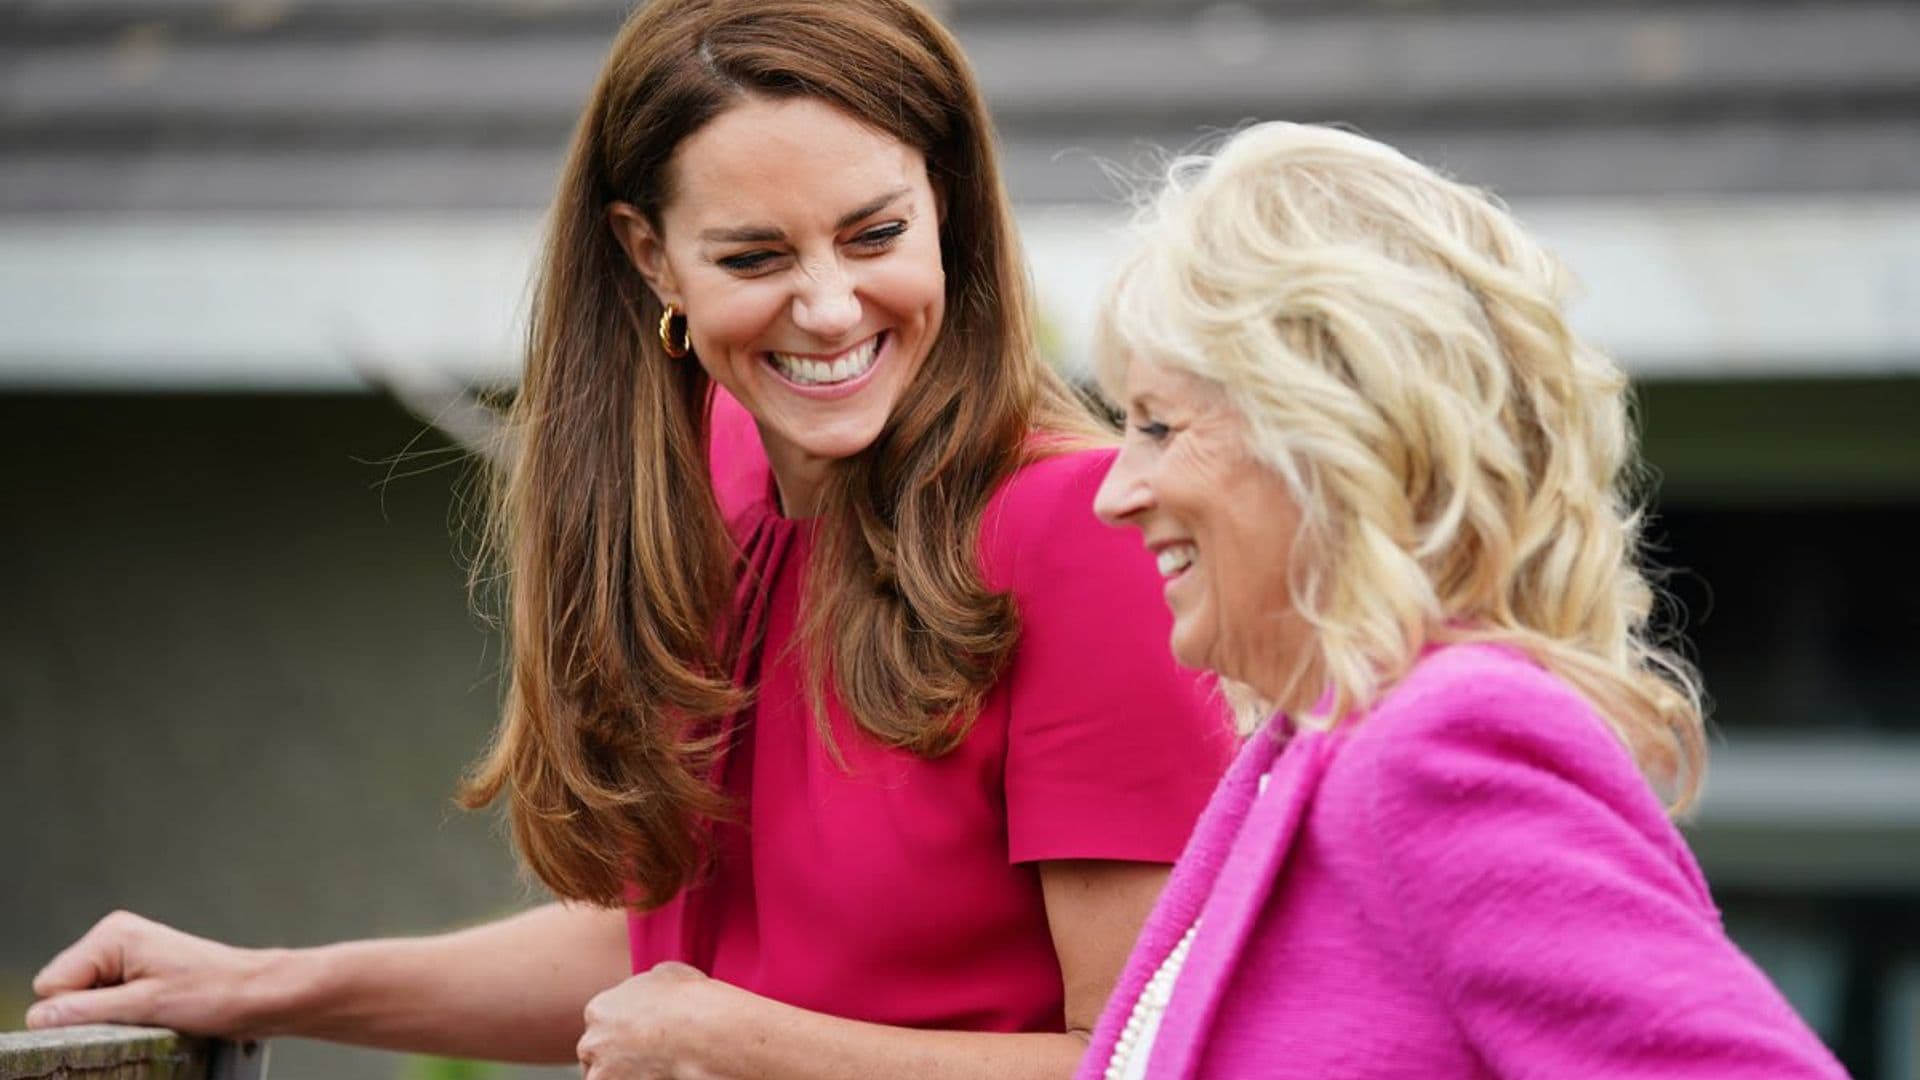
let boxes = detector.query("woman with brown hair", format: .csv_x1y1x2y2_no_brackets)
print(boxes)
25,1,1229,1076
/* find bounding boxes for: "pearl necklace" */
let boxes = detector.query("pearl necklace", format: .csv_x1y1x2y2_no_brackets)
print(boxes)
1104,920,1201,1080
1104,772,1270,1077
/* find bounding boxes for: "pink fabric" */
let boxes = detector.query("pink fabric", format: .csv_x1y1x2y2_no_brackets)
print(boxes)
1080,643,1847,1079
627,390,1235,1033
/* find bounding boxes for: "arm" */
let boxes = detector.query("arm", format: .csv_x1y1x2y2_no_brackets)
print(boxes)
30,901,630,1064
574,453,1207,1076
576,860,1168,1080
1355,668,1846,1079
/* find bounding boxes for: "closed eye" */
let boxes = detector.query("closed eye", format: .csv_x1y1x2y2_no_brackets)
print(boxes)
852,221,908,251
717,249,783,273
1133,420,1171,441
714,222,904,274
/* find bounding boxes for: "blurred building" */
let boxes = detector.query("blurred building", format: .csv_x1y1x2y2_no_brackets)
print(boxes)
2,1,1917,1077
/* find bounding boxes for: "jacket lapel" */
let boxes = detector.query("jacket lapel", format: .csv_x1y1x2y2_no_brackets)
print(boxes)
1082,731,1276,1079
1150,728,1338,1079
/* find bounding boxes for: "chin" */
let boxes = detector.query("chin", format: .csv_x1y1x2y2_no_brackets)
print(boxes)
799,419,891,462
1168,631,1213,674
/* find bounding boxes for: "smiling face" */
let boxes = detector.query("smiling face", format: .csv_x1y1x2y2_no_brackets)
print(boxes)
609,95,946,516
1094,358,1309,696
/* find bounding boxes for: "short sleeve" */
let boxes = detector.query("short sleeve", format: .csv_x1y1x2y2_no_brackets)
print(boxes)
985,449,1237,865
1353,651,1847,1079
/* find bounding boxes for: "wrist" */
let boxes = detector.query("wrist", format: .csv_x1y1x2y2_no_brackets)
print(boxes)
237,946,315,1039
691,986,786,1075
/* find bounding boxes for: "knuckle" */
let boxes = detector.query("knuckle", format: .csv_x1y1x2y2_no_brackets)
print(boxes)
101,910,144,936
647,960,697,984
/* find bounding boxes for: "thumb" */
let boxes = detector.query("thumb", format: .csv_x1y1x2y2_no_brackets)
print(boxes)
25,982,155,1030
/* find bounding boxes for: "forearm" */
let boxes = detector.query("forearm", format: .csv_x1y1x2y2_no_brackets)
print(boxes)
260,902,628,1064
700,1000,1088,1080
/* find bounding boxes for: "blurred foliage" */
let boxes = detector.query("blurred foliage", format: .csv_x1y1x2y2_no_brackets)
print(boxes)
399,1055,506,1080
1638,376,1920,503
0,975,29,1030
1034,304,1066,373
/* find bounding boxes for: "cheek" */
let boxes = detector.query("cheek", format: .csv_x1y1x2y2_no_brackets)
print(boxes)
869,240,947,326
1228,490,1299,617
675,261,787,343
1159,446,1225,523
1199,471,1289,604
687,280,785,355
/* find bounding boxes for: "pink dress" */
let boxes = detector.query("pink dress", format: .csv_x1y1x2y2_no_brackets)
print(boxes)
626,391,1236,1033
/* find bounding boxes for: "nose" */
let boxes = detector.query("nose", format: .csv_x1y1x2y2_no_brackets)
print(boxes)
1093,442,1153,528
790,262,862,342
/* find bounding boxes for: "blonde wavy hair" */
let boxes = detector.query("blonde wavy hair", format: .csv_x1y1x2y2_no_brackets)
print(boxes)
1096,123,1707,811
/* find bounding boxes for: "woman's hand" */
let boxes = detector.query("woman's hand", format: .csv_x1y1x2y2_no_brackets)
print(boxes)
571,863,1168,1080
27,903,627,1063
27,911,281,1037
577,962,763,1080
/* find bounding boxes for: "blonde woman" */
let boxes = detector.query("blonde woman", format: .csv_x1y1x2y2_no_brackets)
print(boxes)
1082,123,1846,1078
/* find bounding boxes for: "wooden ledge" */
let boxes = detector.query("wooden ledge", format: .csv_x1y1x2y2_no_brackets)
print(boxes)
0,1025,266,1080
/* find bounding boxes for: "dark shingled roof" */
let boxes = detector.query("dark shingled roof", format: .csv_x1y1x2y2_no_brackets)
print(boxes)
3,0,1917,213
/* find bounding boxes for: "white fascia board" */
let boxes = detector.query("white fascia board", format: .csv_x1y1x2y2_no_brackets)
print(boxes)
0,213,541,391
1,197,1918,391
1698,736,1920,828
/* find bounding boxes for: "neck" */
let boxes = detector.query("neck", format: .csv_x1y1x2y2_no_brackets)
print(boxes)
761,437,831,519
1240,627,1314,711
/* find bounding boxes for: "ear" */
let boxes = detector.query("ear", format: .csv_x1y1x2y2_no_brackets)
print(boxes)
607,201,680,307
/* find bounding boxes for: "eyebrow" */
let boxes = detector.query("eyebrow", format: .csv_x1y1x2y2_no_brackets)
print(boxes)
698,187,912,245
1127,391,1168,415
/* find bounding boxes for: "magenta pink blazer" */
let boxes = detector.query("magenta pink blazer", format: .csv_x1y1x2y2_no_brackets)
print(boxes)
1080,644,1846,1079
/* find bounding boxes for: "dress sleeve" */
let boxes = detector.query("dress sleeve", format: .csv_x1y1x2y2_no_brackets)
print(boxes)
990,449,1236,865
1354,658,1847,1079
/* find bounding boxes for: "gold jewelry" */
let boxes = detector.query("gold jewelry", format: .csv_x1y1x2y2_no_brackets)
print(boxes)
657,304,691,359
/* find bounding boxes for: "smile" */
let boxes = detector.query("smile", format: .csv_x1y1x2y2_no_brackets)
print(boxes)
767,333,884,388
1155,544,1196,579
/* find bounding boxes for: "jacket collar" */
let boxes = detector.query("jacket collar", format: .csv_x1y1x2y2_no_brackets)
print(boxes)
1149,725,1340,1079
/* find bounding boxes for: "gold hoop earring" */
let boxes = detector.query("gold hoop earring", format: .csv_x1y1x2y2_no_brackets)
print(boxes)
657,304,691,359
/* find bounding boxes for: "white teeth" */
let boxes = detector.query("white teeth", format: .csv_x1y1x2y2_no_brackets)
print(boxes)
771,335,881,386
1155,545,1196,579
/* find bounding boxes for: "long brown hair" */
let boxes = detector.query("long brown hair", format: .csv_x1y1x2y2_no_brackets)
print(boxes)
460,0,1101,908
